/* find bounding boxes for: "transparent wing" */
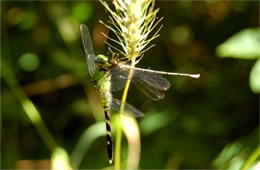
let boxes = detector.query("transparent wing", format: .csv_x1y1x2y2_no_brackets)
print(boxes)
111,98,144,117
134,69,170,91
111,67,127,92
133,76,166,101
80,24,96,77
111,66,170,100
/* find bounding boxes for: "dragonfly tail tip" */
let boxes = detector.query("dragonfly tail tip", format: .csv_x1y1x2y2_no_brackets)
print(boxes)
195,74,200,78
190,74,200,78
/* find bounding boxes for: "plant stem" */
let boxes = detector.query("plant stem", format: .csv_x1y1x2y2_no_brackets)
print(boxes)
115,61,135,169
241,146,260,170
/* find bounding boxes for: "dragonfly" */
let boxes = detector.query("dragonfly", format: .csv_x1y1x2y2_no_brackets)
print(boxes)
80,24,200,164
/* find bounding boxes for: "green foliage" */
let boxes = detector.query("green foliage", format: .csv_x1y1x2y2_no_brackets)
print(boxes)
212,128,259,169
18,10,38,30
70,122,106,169
140,111,172,136
216,28,260,59
1,1,259,169
216,28,260,93
18,52,40,72
72,2,93,23
51,147,72,170
250,59,260,93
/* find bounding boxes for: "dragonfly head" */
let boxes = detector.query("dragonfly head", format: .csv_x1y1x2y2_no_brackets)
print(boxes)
96,55,113,70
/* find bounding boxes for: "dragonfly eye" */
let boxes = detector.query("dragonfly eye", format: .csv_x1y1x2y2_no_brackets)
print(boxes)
96,55,109,65
95,58,105,64
95,56,113,70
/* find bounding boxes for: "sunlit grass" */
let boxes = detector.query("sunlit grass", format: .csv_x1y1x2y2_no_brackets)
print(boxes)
2,59,57,152
70,122,106,169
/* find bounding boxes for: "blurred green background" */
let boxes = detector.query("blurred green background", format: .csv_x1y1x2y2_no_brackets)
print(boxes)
1,0,259,169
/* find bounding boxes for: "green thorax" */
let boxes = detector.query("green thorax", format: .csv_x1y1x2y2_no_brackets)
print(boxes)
92,54,113,102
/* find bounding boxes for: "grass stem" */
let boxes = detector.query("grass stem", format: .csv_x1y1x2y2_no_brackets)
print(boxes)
241,146,260,170
2,60,57,152
115,61,136,169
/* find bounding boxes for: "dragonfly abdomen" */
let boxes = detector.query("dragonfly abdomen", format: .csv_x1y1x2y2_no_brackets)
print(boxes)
104,107,113,164
99,91,114,164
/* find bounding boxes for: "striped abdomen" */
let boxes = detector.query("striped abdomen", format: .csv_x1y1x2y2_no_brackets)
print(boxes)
100,97,113,164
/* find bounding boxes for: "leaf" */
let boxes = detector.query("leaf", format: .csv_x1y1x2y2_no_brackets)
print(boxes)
249,59,260,93
139,111,172,136
216,28,260,59
70,122,106,169
212,127,259,169
121,115,141,170
51,147,72,170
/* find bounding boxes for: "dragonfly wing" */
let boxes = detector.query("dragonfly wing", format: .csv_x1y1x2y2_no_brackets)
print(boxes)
111,67,127,92
114,65,170,100
133,70,171,91
111,98,144,117
133,76,166,101
80,24,96,77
